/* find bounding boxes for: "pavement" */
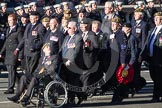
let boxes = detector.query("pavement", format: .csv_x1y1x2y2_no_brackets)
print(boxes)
0,69,162,108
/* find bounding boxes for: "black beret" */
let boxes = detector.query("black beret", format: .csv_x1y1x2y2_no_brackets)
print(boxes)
123,23,132,28
21,13,29,18
80,18,89,24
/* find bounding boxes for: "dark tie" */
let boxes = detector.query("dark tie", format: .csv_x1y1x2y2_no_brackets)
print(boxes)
30,24,34,31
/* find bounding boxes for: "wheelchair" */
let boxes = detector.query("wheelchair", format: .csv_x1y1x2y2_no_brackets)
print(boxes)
19,75,68,108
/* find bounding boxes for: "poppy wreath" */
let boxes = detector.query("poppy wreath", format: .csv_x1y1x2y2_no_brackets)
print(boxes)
116,64,134,85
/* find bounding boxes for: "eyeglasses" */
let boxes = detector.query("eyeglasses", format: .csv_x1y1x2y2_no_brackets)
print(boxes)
68,27,72,29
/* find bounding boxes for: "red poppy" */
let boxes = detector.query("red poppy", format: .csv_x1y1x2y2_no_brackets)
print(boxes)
116,64,134,84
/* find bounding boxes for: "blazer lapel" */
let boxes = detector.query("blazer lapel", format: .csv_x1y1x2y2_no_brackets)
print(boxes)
155,28,162,42
6,28,10,38
6,25,17,38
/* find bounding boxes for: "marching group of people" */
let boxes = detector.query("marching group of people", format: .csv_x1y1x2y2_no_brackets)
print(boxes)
0,0,162,107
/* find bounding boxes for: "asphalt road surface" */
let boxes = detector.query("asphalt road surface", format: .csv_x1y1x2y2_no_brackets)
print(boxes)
0,69,162,108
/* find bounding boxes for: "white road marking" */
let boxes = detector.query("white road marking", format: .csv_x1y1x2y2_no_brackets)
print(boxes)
0,101,12,104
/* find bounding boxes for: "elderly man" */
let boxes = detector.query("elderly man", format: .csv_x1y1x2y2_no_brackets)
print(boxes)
131,8,148,94
101,1,118,34
43,18,64,53
140,12,162,102
14,11,46,84
7,43,58,106
59,21,85,106
106,17,127,103
80,18,98,69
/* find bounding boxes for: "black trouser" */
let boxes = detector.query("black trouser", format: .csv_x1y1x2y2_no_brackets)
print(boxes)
16,75,38,97
149,58,156,82
25,55,40,76
60,64,86,101
131,48,145,91
151,64,162,98
6,65,17,91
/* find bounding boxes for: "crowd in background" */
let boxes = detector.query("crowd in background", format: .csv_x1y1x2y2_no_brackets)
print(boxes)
0,0,162,107
0,0,162,7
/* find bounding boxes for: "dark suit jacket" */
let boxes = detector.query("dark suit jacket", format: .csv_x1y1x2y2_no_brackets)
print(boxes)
125,34,137,65
60,33,83,68
101,12,118,34
131,20,148,50
43,29,63,55
82,31,99,69
101,18,112,34
140,27,162,65
34,55,58,79
107,28,127,64
17,22,46,57
0,25,23,65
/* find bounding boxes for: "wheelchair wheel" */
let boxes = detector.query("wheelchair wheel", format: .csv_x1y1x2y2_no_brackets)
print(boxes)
44,81,67,108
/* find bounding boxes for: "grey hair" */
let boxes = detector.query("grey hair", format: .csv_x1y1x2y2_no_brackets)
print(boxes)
68,21,78,29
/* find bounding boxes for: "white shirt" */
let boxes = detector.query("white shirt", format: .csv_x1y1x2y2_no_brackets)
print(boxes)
9,25,16,33
149,25,162,56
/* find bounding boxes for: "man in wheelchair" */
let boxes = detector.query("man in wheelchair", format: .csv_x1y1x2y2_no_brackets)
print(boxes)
7,43,58,106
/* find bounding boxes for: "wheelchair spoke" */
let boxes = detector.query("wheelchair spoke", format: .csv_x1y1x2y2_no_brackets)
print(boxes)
44,81,67,107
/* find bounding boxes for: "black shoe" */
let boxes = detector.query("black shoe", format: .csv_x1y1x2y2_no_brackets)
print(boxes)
7,96,19,103
111,97,123,104
4,90,14,94
111,95,122,104
21,101,30,107
151,97,160,102
21,96,30,106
